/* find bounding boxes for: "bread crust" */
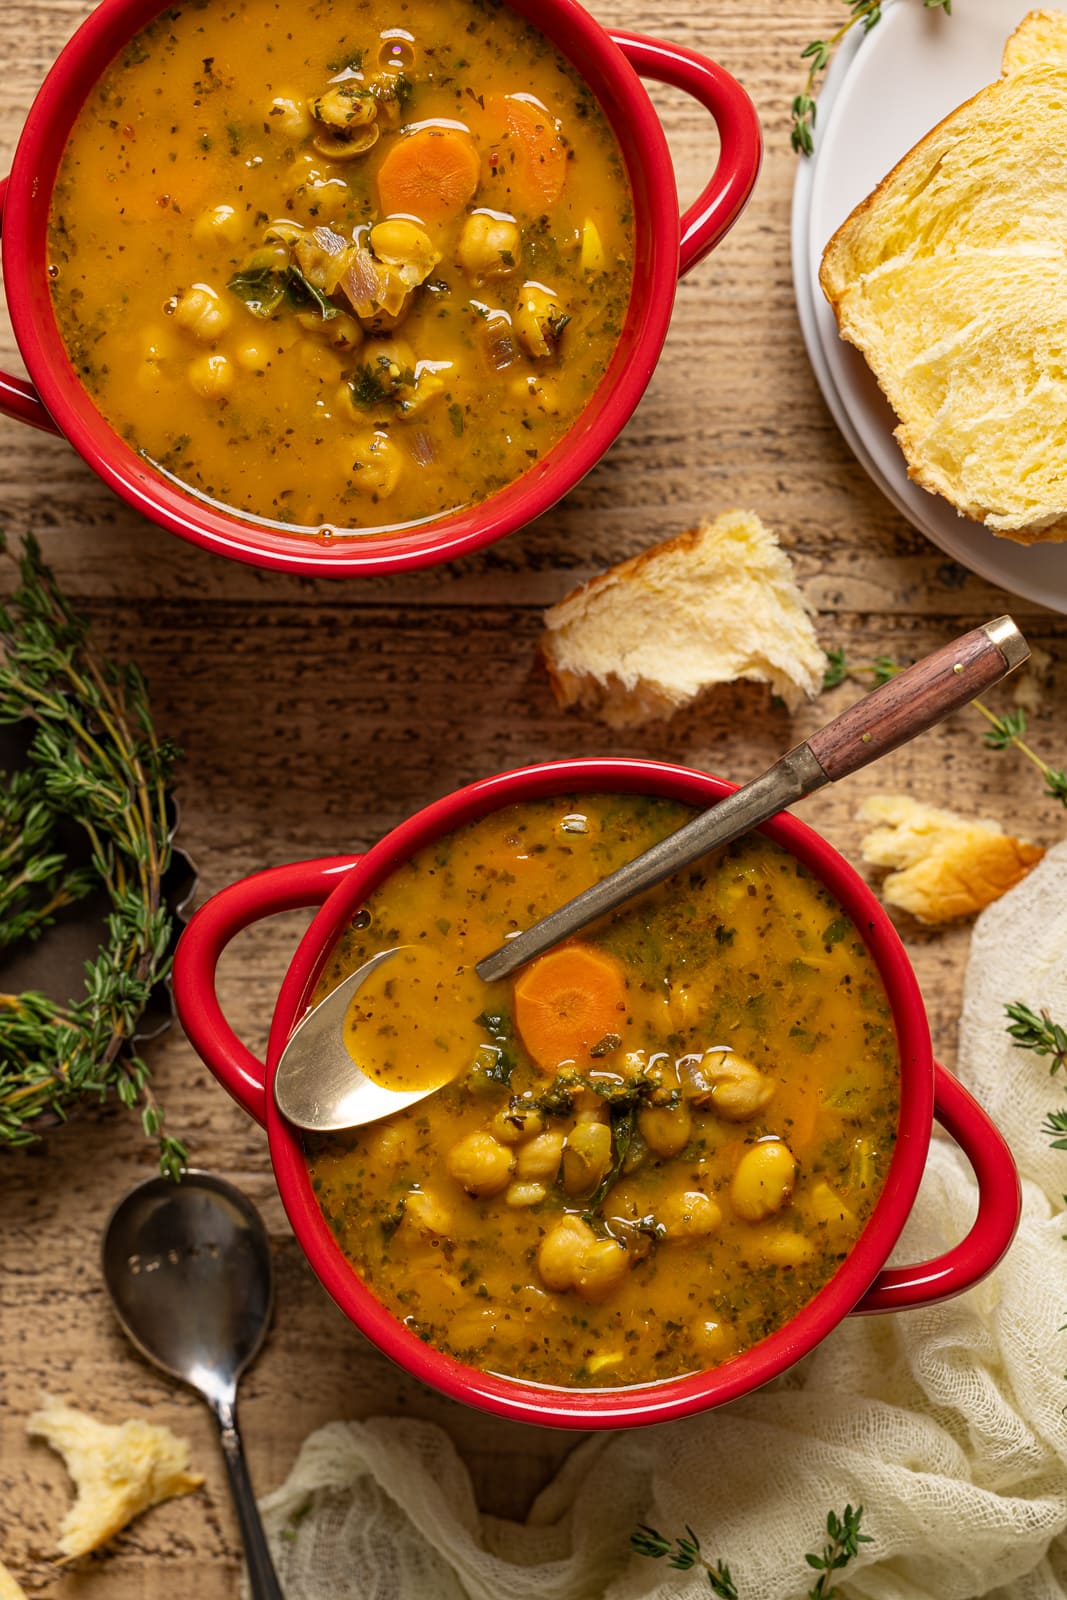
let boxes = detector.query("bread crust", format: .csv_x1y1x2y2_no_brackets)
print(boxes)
858,793,1045,924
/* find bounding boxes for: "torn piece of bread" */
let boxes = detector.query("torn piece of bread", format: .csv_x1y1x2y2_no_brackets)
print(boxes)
819,40,1067,544
857,794,1045,924
1001,9,1067,73
28,1399,203,1560
0,1561,28,1600
539,510,824,728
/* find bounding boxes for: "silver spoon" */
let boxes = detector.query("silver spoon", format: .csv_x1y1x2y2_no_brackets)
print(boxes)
476,615,1029,981
274,616,1028,1134
101,1172,283,1600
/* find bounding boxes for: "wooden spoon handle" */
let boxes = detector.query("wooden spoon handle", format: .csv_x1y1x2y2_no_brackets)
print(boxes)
807,616,1029,782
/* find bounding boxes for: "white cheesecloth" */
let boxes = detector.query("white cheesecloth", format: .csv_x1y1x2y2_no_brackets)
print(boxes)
247,844,1067,1600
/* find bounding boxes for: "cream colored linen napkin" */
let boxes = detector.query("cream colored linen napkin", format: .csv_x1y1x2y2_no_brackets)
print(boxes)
248,846,1067,1600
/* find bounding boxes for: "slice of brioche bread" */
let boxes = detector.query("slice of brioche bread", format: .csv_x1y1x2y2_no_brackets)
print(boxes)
819,26,1067,544
28,1399,203,1560
857,793,1044,923
539,510,824,727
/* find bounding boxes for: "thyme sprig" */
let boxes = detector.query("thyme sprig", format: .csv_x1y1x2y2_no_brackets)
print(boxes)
792,0,952,155
822,650,1067,809
633,1505,870,1598
0,535,186,1179
1005,1003,1067,1150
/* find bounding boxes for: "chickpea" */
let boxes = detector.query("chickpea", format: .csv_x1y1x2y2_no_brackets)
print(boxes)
637,1103,692,1159
370,219,440,286
537,1214,595,1291
575,1237,629,1302
515,1129,564,1183
234,341,272,374
730,1138,797,1222
316,313,363,354
513,281,568,359
172,283,231,342
403,1188,452,1238
690,1318,737,1363
187,352,233,399
343,429,403,499
193,203,243,246
756,1231,814,1268
693,1050,774,1122
445,1130,514,1197
263,218,305,246
505,1181,547,1208
371,1123,410,1169
562,1119,612,1196
457,212,521,280
311,84,378,130
268,94,313,140
490,1104,545,1145
657,1189,722,1240
808,1179,856,1230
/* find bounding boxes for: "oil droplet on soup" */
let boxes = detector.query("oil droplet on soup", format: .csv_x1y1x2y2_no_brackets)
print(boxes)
305,795,901,1390
47,0,634,534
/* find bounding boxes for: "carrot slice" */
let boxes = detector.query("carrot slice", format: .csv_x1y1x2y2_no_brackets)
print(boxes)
481,94,567,215
376,127,481,227
513,943,628,1072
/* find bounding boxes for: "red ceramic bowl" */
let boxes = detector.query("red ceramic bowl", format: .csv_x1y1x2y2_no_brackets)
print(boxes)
173,758,1021,1429
0,1,760,578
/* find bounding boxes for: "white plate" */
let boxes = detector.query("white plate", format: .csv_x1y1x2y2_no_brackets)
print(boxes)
792,0,1067,611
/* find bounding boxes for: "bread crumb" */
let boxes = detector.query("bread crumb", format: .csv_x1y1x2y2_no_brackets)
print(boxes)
28,1399,203,1560
539,510,824,728
0,1561,28,1600
857,794,1045,924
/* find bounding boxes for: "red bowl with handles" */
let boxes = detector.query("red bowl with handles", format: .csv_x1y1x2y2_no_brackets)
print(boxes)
0,0,760,579
173,757,1021,1429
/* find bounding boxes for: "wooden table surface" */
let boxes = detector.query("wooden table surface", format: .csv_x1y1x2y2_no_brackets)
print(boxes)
1,0,1062,1593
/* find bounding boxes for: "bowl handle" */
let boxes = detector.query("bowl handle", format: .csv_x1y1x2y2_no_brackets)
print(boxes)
852,1061,1021,1314
172,856,362,1127
0,175,62,433
609,33,762,278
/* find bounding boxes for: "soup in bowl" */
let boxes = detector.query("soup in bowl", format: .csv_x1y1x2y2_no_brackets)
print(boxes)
0,0,761,576
172,759,1019,1426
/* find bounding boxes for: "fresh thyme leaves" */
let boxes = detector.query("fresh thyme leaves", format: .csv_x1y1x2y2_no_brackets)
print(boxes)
632,1524,738,1599
972,703,1067,804
633,1505,870,1598
1005,1003,1067,1149
792,0,951,155
0,536,186,1180
805,1505,872,1596
824,648,1067,808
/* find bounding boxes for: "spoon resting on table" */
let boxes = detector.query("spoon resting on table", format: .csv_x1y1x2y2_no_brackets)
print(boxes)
102,1172,284,1600
274,615,1028,1134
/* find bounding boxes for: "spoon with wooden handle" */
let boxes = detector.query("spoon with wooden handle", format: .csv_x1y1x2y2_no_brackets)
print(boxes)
475,615,1029,984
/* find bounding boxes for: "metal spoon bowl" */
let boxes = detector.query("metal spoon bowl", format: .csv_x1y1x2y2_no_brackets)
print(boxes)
273,947,434,1132
102,1172,283,1600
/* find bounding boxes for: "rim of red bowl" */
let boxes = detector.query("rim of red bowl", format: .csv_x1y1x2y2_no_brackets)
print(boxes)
4,0,681,577
263,758,933,1428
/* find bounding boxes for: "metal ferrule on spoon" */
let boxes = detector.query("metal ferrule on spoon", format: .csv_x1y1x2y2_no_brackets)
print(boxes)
475,616,1030,984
